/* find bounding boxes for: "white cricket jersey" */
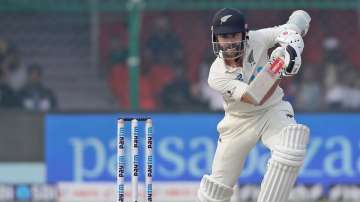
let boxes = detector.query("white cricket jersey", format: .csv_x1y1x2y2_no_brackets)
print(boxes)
208,25,290,115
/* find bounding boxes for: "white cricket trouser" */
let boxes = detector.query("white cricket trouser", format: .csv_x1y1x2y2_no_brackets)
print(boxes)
211,101,296,187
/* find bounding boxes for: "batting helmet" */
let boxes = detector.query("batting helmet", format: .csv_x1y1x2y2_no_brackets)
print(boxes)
211,8,248,59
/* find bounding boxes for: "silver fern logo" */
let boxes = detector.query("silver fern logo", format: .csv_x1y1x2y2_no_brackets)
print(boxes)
220,15,232,24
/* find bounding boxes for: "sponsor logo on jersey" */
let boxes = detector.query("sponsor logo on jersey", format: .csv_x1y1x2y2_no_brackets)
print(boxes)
235,73,243,81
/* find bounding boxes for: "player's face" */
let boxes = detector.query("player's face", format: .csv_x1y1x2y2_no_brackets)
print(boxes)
216,33,244,59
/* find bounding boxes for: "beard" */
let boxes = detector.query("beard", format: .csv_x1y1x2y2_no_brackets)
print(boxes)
213,39,247,60
222,49,239,58
221,46,243,59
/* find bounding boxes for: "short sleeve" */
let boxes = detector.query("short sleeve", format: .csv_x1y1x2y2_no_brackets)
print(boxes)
254,23,303,48
208,74,248,101
255,25,284,48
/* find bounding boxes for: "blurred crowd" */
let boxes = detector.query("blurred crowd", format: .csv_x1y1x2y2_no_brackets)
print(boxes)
285,37,360,111
0,40,57,112
104,10,360,112
0,10,359,113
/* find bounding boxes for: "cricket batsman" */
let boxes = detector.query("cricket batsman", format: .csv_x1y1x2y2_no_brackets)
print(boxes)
197,8,311,202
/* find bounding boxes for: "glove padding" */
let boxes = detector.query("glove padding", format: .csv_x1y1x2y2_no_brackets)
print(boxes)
268,47,287,76
269,45,302,77
273,30,303,77
282,45,302,77
276,29,304,54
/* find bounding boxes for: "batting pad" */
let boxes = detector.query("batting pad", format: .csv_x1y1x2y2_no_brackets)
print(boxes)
197,175,234,202
257,124,310,202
